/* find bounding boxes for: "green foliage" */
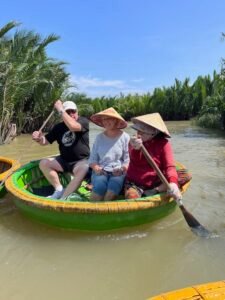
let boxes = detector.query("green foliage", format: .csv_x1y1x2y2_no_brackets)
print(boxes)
0,21,69,141
197,113,221,129
64,71,223,127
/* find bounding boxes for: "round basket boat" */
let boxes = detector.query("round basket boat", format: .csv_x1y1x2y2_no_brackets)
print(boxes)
0,156,20,197
5,160,191,231
147,280,225,299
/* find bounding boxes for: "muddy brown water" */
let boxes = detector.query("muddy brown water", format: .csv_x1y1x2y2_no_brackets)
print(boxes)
0,121,225,300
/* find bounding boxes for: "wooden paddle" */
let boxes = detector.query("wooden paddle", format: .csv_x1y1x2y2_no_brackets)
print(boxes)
38,110,55,133
140,144,211,237
0,111,55,188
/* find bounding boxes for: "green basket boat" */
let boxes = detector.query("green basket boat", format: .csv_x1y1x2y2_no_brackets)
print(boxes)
5,160,191,231
0,156,20,197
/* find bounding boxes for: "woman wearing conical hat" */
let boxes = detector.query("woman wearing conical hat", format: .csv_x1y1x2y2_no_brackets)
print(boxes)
124,112,181,200
89,107,130,201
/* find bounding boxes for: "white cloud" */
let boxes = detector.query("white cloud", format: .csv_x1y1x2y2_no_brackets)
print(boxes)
131,78,144,83
70,75,126,89
69,75,151,98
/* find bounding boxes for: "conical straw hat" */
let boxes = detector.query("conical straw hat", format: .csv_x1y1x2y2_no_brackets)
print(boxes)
131,113,171,138
90,107,127,129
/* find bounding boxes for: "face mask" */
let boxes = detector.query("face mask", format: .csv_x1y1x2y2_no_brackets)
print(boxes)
137,128,159,141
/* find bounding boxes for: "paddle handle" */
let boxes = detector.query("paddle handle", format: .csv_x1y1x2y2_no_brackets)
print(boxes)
140,145,171,190
38,110,54,133
140,144,184,207
140,145,211,236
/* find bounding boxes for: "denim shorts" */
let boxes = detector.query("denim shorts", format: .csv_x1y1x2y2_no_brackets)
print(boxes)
91,172,126,196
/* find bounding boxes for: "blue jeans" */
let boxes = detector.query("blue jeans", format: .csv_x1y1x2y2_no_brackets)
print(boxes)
91,172,125,196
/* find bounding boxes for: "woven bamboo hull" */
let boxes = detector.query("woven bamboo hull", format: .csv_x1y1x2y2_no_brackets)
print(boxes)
147,280,225,299
5,160,191,230
0,156,20,197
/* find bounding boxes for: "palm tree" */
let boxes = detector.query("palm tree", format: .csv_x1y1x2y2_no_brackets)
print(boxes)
0,21,69,142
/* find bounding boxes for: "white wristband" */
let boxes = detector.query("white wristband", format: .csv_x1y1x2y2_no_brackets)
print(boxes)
40,136,46,144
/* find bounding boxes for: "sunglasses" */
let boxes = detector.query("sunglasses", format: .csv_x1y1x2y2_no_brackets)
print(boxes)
66,109,77,114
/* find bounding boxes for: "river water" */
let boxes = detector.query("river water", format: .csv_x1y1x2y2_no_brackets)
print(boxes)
0,121,225,300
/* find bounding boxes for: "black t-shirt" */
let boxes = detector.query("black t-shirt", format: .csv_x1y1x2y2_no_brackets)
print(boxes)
45,116,90,163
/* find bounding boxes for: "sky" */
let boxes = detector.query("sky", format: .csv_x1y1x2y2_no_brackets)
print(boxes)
1,0,225,98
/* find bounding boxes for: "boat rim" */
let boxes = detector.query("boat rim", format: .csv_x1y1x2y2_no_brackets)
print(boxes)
5,160,191,213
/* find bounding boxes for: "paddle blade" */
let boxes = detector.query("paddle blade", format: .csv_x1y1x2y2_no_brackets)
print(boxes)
179,204,212,237
179,204,202,227
191,226,216,238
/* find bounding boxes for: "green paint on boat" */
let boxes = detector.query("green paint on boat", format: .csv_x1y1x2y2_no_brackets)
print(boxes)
6,160,191,231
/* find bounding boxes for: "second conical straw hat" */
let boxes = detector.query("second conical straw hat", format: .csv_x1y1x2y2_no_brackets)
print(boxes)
131,113,171,138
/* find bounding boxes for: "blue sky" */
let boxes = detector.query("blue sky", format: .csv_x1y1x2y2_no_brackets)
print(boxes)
1,0,225,98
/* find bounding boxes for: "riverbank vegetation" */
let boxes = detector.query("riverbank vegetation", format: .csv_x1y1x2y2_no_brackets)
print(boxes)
68,70,225,131
0,21,225,144
0,21,69,143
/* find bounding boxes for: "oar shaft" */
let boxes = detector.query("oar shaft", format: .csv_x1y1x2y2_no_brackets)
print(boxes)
140,145,171,190
140,144,211,236
38,110,54,133
141,145,184,206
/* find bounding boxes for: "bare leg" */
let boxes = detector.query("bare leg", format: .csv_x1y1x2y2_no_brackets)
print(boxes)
62,160,89,199
90,191,104,202
39,158,63,189
124,187,141,199
104,190,117,201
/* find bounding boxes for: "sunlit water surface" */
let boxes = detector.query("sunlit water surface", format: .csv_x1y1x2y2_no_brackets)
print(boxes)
0,121,225,300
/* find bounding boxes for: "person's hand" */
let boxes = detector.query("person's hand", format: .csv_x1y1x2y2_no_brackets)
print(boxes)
54,99,63,113
112,167,124,176
32,131,41,141
130,136,142,150
93,165,104,175
167,182,181,201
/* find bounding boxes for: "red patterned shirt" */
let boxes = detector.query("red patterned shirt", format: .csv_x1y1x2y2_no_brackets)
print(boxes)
126,137,178,189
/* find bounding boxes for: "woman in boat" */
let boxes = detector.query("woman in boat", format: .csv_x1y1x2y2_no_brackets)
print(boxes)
125,112,181,200
89,108,130,201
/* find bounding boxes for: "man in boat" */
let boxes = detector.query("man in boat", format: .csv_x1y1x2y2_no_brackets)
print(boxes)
124,113,181,200
32,100,90,199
